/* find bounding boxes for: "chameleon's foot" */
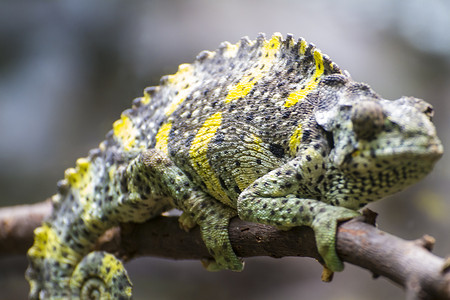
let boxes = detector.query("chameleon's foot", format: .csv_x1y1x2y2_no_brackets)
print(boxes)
178,212,197,232
179,209,243,271
201,258,224,271
312,207,360,272
199,211,244,272
137,149,244,272
70,251,132,299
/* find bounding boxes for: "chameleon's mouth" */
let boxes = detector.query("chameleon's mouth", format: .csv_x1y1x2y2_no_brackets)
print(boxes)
372,139,443,160
338,134,443,171
356,139,443,168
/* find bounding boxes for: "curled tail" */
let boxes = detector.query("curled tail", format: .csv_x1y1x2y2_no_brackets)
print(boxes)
26,151,172,298
26,219,132,299
27,234,131,299
70,251,132,299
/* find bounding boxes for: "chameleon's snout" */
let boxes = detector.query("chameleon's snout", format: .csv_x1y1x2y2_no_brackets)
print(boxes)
380,96,444,160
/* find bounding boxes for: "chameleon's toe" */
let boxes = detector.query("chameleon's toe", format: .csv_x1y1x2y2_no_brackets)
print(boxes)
178,212,197,232
312,208,360,272
201,258,243,272
70,251,132,299
321,266,335,282
200,227,244,272
199,216,244,272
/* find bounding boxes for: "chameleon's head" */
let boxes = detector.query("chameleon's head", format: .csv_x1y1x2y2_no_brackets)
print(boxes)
316,81,443,195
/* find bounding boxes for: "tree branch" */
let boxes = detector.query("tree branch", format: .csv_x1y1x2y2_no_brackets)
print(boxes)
1,201,449,299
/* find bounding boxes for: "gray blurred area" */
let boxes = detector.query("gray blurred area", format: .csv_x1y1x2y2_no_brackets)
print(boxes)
1,0,449,299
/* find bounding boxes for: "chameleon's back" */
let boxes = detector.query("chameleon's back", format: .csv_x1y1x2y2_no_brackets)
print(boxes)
111,33,343,206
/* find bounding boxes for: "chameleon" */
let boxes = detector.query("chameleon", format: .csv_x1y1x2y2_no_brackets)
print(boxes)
26,32,443,299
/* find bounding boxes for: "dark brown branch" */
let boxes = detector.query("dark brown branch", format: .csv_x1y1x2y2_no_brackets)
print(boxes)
1,201,449,299
0,200,52,255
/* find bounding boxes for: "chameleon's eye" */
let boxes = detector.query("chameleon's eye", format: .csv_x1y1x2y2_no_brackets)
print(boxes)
423,105,434,121
350,100,385,141
413,98,434,121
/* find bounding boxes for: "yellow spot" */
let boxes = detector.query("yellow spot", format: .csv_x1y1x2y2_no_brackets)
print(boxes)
64,168,79,187
100,253,128,283
167,63,192,84
251,134,263,151
222,42,240,58
351,150,361,157
224,34,282,103
155,122,172,155
289,123,303,156
113,114,138,151
165,63,194,116
99,141,107,152
189,112,233,206
142,86,159,105
76,157,90,173
284,50,324,107
64,158,92,189
142,96,150,105
287,36,295,48
108,165,116,182
28,224,81,265
299,39,307,55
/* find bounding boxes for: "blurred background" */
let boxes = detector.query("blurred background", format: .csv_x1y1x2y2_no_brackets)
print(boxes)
1,0,449,299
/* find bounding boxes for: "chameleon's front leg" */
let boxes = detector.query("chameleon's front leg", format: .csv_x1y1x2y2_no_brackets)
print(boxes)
237,154,359,272
138,149,244,271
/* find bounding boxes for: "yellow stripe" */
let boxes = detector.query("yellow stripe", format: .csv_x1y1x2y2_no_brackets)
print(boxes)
224,34,281,103
234,134,263,191
165,63,194,116
299,39,307,55
189,112,232,206
155,122,172,155
113,114,138,151
284,50,324,108
221,41,240,58
289,123,303,156
142,92,151,105
165,97,185,116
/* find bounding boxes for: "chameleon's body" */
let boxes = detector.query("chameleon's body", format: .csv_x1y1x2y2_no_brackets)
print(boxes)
26,33,443,299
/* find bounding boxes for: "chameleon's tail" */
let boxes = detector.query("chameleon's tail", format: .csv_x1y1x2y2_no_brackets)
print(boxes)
25,152,168,299
70,251,132,299
26,223,132,299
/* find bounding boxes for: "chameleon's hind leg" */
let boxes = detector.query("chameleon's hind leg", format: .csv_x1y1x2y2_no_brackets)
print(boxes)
138,148,244,271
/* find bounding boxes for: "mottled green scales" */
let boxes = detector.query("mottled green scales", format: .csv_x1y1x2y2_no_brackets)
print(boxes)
26,33,443,299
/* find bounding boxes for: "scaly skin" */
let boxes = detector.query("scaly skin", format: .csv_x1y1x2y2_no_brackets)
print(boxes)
27,33,443,299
